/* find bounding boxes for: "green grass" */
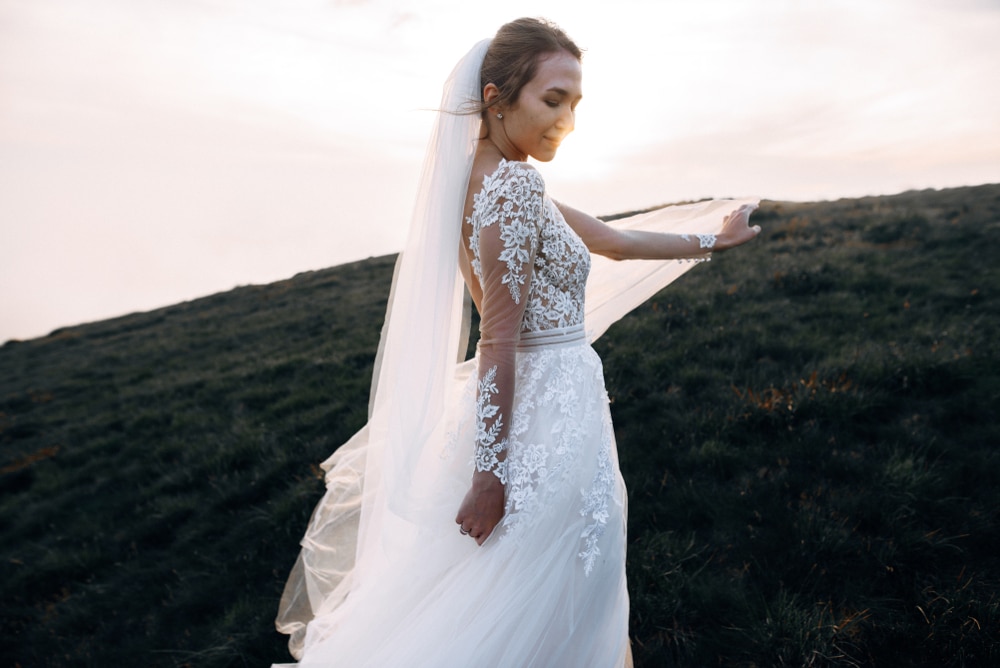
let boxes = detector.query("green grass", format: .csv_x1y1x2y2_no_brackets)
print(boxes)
2,184,999,666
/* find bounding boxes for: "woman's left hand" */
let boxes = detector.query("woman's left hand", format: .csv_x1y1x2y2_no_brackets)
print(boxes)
455,472,505,546
716,203,761,251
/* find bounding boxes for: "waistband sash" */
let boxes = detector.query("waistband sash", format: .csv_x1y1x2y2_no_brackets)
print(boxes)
516,323,587,351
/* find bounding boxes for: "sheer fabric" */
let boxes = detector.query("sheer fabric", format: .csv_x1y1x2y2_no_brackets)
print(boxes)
274,37,488,659
273,37,758,668
585,197,757,340
464,161,545,481
463,160,594,482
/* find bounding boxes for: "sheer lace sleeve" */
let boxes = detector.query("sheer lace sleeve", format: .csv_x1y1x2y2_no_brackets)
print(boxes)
467,161,544,483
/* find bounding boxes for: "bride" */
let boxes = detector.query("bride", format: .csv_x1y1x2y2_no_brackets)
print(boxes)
274,17,759,667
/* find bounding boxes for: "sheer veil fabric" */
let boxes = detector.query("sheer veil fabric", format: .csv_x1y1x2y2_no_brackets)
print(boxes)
274,38,489,659
274,38,757,666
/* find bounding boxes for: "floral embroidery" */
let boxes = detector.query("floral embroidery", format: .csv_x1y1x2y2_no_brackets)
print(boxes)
522,199,590,332
468,161,544,305
495,347,617,576
696,233,716,249
465,160,619,574
474,364,508,483
578,409,615,575
467,162,589,328
498,216,534,303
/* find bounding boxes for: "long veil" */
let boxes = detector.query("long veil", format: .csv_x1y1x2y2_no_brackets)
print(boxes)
275,38,489,658
274,38,758,660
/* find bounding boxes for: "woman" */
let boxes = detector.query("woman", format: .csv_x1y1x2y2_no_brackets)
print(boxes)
274,18,759,667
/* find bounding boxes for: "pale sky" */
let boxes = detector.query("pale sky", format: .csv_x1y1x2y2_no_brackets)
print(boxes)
2,0,999,342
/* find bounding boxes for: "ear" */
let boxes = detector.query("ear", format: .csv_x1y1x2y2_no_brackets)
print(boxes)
482,82,500,109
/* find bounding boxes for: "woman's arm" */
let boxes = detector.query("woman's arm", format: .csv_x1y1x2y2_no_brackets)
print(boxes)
455,162,543,546
555,200,761,261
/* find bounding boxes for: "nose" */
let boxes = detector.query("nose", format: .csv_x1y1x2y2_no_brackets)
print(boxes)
556,107,574,134
556,105,576,135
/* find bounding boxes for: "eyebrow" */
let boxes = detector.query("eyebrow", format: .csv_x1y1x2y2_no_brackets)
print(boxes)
546,87,583,99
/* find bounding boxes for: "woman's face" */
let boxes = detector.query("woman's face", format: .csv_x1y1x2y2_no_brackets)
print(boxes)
500,50,582,162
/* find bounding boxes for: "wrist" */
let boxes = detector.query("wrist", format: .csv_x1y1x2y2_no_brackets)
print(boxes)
472,469,505,490
696,232,719,254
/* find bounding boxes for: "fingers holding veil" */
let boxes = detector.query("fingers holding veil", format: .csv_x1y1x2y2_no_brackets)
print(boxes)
720,202,762,250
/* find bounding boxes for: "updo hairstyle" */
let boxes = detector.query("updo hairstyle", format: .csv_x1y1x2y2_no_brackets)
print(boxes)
479,18,582,118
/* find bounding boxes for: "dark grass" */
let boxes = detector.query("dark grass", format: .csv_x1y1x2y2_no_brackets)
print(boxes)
2,184,999,666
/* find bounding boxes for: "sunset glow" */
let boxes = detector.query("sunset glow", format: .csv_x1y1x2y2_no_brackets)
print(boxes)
2,0,998,341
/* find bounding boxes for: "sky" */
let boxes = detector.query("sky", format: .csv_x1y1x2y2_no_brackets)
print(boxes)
2,0,999,342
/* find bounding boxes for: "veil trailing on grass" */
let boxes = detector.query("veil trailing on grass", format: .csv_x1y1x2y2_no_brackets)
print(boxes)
274,38,758,661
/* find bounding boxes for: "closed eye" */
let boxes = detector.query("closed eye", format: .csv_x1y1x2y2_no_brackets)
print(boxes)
545,86,582,111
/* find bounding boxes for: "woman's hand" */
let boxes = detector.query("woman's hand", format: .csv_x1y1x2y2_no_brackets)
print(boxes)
716,203,761,251
455,472,505,546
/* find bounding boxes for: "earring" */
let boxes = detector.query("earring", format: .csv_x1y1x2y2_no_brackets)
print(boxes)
496,112,503,120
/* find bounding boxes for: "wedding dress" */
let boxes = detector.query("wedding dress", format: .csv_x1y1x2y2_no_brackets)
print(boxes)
273,38,756,668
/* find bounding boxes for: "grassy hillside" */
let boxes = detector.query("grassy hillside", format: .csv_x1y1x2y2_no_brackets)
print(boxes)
2,184,998,667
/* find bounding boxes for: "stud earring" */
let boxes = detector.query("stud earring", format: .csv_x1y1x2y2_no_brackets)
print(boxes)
496,112,503,120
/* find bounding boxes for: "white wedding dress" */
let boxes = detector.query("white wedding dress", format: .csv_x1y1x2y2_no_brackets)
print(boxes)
273,151,756,666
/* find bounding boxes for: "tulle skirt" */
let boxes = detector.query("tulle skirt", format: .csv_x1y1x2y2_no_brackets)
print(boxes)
274,325,630,667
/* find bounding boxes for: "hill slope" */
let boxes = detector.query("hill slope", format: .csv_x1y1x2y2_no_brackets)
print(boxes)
2,185,999,667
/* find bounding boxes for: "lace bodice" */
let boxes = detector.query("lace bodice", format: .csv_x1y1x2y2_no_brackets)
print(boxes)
463,160,591,483
468,160,591,333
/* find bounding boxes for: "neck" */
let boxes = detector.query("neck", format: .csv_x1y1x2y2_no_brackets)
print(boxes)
481,119,525,162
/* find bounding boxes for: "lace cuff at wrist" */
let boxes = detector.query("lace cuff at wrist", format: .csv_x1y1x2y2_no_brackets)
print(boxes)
679,233,716,262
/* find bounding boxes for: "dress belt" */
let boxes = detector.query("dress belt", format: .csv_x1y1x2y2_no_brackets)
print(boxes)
516,323,587,351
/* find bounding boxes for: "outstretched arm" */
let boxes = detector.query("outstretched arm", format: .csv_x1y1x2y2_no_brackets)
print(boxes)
555,200,761,261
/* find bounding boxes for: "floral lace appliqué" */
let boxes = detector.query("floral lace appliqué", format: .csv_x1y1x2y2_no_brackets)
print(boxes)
465,161,618,575
522,199,590,332
468,161,544,305
578,411,615,575
467,162,590,328
499,347,617,576
474,364,508,484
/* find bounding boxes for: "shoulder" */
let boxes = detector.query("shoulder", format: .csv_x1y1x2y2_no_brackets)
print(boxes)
482,160,545,203
494,159,544,187
471,155,543,190
467,158,547,233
